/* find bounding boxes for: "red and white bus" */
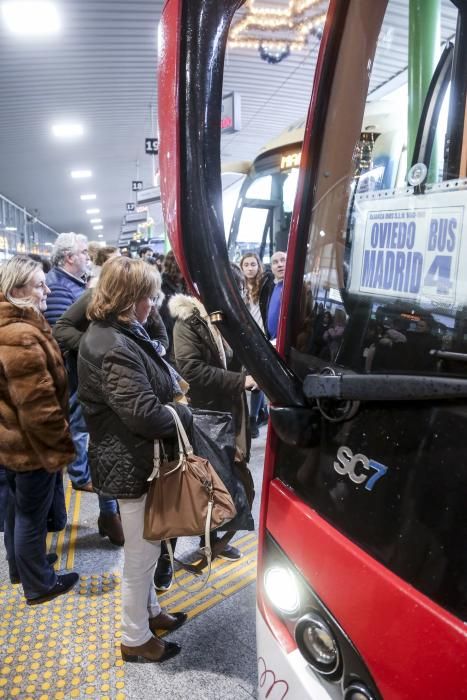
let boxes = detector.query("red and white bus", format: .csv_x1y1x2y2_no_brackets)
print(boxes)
158,1,467,698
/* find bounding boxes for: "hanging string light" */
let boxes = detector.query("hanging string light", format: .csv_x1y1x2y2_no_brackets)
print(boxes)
228,0,328,62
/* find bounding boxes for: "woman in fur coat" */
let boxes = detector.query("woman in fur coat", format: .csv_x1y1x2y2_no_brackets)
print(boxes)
0,256,78,605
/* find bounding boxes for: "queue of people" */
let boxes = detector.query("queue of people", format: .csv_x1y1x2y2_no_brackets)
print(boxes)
0,242,285,662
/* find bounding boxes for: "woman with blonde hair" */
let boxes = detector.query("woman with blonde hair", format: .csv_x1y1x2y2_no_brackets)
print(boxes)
0,255,78,604
77,256,189,663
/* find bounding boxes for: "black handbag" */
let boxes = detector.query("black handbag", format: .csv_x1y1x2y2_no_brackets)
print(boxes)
191,409,254,532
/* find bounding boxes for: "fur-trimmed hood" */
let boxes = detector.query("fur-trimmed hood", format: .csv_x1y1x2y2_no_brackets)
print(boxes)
168,293,208,321
168,293,227,369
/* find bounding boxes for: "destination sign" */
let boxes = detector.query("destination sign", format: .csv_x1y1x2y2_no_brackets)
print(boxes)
348,188,466,309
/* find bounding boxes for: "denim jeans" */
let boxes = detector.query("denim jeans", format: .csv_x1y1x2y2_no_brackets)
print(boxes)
250,390,265,419
4,468,58,600
68,392,118,515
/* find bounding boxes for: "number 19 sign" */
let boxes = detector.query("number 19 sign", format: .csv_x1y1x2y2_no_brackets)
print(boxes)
348,187,466,309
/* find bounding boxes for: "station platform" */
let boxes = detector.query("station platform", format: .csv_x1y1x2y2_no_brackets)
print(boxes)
0,429,267,699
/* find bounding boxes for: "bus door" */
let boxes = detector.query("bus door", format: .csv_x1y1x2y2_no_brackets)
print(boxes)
158,0,467,698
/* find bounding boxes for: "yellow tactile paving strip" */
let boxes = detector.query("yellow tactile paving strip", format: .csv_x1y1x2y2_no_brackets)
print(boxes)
0,573,125,700
0,476,257,698
159,532,257,631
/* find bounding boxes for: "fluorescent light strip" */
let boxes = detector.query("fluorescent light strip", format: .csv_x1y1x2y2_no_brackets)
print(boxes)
2,1,61,35
93,225,103,230
80,194,96,201
52,123,83,139
86,208,100,214
89,218,101,224
71,169,92,179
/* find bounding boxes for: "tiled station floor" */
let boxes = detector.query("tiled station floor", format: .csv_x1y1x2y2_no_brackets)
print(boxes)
0,429,267,699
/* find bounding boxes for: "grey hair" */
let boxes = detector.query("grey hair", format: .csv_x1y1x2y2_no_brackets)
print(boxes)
0,255,42,310
52,232,88,267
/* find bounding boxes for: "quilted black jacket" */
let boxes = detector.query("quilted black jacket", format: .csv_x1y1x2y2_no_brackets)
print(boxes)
78,319,190,499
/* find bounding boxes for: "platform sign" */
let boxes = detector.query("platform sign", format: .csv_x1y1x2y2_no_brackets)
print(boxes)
126,202,135,212
132,180,143,192
145,138,159,155
348,188,467,309
221,92,241,134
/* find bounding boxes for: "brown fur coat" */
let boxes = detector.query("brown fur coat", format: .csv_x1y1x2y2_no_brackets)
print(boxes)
0,293,75,471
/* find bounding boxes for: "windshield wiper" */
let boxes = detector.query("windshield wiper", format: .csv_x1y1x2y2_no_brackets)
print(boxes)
304,372,467,401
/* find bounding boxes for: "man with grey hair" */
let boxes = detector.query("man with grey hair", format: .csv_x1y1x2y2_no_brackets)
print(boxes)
45,233,124,545
45,233,90,326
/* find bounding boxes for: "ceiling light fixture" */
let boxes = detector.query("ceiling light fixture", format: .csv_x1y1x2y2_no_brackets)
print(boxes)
89,218,102,224
93,225,103,231
80,194,96,201
52,123,83,140
2,1,61,35
71,169,92,179
97,234,104,239
86,208,100,215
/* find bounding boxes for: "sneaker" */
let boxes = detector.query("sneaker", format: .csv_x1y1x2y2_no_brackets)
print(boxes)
154,554,173,592
249,417,259,439
26,572,79,606
9,553,58,585
217,545,242,561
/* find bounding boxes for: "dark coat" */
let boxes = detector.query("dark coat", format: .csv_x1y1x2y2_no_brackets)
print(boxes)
53,289,168,394
169,295,245,414
258,270,275,339
0,294,75,472
78,319,189,499
44,266,86,327
169,294,250,461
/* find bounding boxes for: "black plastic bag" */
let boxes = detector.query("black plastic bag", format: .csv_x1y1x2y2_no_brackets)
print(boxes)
191,409,254,531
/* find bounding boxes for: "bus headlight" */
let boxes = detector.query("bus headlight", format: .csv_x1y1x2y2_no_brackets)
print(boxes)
295,612,340,676
344,683,375,700
263,566,300,615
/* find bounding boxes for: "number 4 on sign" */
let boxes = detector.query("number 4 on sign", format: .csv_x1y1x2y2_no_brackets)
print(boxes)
424,255,452,294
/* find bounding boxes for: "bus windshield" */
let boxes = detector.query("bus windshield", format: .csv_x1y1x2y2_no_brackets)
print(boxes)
291,0,463,380
228,153,301,262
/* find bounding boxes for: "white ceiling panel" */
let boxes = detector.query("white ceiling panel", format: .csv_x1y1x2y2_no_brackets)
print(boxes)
0,0,460,244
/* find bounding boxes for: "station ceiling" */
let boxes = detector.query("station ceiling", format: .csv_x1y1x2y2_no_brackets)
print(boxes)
0,0,458,245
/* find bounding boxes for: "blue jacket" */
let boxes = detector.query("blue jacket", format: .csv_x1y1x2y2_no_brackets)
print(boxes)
267,281,283,340
44,267,86,327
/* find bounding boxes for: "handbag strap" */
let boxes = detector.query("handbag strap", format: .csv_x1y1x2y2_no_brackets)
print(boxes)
164,501,213,592
147,406,192,482
165,405,193,456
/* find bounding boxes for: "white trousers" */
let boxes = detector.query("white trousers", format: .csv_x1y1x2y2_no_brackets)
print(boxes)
118,494,162,646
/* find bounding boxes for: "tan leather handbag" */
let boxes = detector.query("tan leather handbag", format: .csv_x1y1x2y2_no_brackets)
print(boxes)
143,406,237,582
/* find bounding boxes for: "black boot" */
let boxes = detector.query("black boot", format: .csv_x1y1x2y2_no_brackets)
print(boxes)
98,513,125,546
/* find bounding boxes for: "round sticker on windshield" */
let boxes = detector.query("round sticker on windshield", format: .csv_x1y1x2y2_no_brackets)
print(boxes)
407,163,428,187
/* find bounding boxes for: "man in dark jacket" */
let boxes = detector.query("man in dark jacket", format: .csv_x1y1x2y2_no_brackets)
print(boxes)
44,233,89,326
45,234,124,545
266,250,287,340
